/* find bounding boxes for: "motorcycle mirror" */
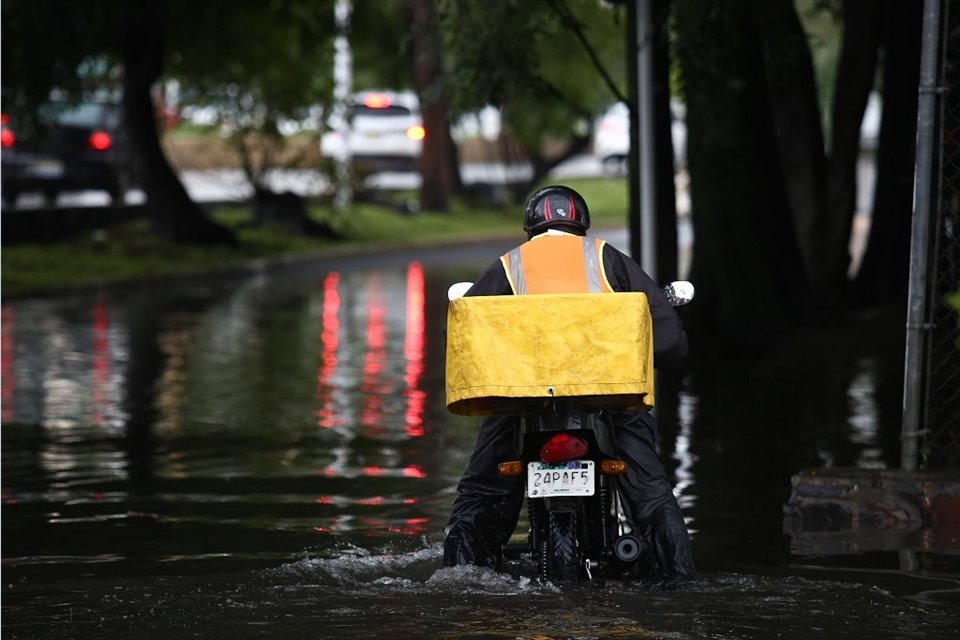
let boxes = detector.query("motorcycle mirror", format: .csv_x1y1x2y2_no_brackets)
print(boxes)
447,281,474,301
662,280,695,307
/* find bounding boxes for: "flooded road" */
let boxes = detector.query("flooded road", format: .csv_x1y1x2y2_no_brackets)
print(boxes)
3,233,958,639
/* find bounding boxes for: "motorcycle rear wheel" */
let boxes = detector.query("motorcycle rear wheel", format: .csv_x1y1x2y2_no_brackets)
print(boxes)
544,511,579,583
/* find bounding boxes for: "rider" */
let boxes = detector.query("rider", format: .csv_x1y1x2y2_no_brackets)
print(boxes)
442,184,696,581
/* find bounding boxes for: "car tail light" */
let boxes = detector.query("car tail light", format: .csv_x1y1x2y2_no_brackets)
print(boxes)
363,93,392,109
406,125,425,141
88,131,112,151
540,433,589,463
1,113,14,148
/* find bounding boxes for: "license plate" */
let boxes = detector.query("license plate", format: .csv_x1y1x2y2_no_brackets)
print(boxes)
28,159,64,178
527,461,595,498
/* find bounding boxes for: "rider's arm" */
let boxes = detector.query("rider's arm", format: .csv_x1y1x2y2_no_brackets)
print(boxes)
602,244,689,372
464,260,514,296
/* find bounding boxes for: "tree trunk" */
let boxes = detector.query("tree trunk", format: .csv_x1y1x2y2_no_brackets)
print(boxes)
252,189,337,238
121,1,234,245
825,0,883,308
756,0,831,316
407,0,458,212
851,0,923,308
674,0,809,362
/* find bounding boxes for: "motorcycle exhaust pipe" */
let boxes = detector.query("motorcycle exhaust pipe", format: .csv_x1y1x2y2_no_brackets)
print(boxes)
614,534,642,562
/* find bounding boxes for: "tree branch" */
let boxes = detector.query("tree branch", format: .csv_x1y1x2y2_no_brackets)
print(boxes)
547,0,628,105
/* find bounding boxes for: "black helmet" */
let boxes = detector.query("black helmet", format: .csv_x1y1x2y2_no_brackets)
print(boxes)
523,185,591,235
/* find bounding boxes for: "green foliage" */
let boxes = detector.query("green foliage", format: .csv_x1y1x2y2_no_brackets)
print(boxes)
794,0,843,140
350,0,411,91
1,0,126,112
438,0,626,152
2,0,342,191
168,0,336,117
164,1,338,187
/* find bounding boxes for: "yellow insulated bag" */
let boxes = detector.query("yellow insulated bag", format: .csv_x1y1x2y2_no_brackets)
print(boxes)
445,292,655,416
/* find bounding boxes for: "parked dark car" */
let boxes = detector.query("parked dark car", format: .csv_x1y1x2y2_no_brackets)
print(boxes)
1,101,136,206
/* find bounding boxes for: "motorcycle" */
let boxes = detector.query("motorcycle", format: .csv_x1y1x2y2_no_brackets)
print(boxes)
446,281,694,584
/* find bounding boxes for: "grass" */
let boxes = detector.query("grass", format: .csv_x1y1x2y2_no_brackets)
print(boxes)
1,177,627,297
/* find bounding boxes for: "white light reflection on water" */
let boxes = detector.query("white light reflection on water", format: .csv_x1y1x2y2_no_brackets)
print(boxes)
154,324,192,435
674,388,699,529
3,298,129,430
847,358,885,469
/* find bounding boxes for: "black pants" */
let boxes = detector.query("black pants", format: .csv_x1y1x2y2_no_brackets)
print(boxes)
442,410,696,580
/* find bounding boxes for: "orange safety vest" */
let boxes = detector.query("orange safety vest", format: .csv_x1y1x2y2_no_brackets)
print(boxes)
500,234,614,294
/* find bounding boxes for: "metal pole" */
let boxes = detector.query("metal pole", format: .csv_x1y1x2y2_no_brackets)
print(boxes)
901,0,944,471
637,0,657,281
333,0,353,211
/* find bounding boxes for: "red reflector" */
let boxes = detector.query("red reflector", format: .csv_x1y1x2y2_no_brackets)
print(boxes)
540,433,589,463
88,131,112,151
1,128,14,148
363,93,392,109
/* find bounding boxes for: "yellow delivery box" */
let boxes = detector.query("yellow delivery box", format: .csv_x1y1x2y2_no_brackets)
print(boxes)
445,292,655,416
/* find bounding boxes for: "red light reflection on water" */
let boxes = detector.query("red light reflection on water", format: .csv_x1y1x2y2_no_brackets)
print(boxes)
312,492,428,536
312,516,429,537
316,272,341,428
91,298,110,424
402,464,426,478
316,262,427,438
403,262,426,437
360,277,387,433
2,307,13,422
315,495,419,507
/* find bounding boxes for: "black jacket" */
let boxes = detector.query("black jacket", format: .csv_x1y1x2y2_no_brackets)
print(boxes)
465,234,689,372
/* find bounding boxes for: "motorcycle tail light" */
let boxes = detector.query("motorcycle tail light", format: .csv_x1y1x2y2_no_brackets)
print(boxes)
600,459,627,475
88,131,112,151
498,461,524,476
540,433,588,463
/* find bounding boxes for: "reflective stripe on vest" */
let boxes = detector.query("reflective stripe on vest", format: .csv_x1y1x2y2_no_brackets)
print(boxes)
501,235,612,294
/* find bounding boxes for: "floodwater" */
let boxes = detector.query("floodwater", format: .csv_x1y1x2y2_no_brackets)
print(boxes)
3,233,958,639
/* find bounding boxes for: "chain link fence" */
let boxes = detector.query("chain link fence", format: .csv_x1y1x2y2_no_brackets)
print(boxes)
921,0,960,468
